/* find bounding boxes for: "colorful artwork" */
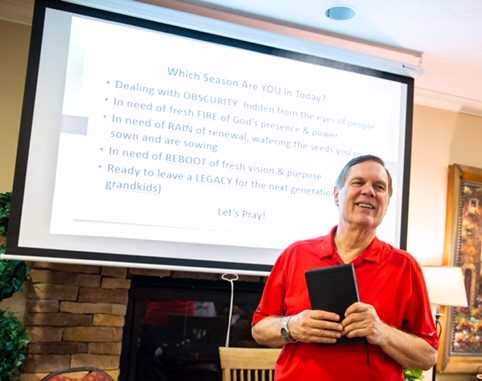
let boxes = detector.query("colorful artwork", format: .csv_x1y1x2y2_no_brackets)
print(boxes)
441,164,482,373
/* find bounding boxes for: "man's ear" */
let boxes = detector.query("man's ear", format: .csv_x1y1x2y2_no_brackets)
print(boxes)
333,186,339,206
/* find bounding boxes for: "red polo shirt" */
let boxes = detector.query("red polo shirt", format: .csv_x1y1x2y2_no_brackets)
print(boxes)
252,226,438,381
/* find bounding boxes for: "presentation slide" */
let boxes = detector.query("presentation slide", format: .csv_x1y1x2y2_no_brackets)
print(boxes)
9,5,410,273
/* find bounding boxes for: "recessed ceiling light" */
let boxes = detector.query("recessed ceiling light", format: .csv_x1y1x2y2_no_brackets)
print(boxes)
325,5,357,21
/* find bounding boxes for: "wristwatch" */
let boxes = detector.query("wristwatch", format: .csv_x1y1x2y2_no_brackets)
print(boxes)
280,316,296,343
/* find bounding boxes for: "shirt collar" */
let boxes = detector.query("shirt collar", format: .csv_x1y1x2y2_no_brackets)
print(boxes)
319,225,383,264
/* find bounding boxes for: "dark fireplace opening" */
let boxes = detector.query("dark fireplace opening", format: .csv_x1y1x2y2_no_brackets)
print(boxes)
120,275,266,381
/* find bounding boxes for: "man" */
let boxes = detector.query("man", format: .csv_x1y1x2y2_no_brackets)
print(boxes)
251,154,438,380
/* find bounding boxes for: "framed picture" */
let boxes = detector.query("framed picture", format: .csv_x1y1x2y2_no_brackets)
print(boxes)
439,164,482,373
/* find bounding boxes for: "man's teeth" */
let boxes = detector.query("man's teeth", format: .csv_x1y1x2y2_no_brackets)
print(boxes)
357,202,374,209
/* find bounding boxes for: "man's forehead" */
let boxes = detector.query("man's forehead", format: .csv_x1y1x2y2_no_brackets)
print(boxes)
347,161,388,180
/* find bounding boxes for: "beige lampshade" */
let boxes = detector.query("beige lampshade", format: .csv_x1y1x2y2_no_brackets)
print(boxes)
422,266,468,307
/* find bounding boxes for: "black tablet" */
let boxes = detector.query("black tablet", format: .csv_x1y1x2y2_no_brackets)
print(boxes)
305,263,365,344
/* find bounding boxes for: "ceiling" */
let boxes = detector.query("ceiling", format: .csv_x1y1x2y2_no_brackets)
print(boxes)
190,0,482,115
2,0,481,116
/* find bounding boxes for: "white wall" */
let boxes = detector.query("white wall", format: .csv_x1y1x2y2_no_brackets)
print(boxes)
407,105,459,265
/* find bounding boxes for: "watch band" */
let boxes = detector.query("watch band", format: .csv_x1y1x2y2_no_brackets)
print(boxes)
281,316,297,343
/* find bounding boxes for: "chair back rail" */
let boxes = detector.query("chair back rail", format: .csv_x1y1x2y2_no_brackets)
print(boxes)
219,347,281,381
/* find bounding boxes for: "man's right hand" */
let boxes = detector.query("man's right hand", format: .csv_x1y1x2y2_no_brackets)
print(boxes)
289,309,344,344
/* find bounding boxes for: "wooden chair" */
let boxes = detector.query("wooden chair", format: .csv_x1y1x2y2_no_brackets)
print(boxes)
218,347,282,381
40,366,114,381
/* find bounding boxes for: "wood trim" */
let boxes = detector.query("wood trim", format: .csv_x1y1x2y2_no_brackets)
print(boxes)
0,0,34,25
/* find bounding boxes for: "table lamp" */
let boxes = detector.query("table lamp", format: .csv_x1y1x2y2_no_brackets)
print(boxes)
422,266,468,381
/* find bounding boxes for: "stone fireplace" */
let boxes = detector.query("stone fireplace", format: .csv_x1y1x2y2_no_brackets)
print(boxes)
19,261,264,381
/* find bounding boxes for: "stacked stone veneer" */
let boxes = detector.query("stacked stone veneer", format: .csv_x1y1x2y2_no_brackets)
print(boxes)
19,262,130,380
18,262,257,381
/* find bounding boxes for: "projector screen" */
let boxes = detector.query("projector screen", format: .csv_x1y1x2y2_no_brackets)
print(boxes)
5,0,413,275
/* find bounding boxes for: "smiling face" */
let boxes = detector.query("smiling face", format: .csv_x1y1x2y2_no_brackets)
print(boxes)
334,160,390,231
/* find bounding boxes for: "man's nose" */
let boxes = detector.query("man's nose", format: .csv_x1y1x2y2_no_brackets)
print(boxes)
361,183,376,196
